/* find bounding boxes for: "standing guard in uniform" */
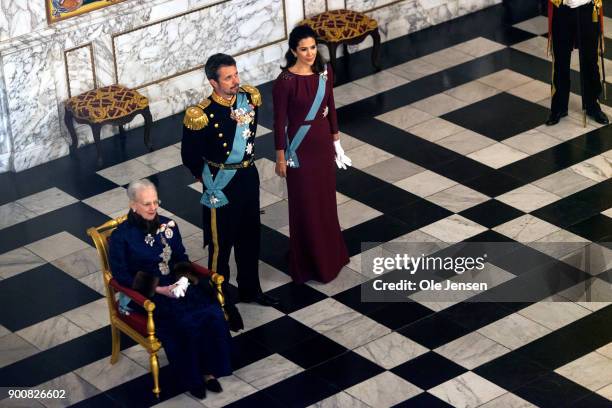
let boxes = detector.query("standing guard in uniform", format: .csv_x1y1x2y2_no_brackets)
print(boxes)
546,0,609,125
181,53,278,307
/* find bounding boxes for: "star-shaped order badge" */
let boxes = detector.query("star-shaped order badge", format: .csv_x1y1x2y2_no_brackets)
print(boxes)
242,128,252,139
245,142,253,155
322,106,329,117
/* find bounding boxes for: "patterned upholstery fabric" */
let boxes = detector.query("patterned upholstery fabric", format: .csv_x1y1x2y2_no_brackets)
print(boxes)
301,9,378,42
66,85,149,123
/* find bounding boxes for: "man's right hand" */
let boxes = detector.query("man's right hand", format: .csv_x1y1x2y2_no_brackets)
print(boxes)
275,161,287,178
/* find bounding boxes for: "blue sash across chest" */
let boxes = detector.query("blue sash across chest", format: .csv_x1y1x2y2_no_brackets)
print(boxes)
285,73,327,169
201,92,252,209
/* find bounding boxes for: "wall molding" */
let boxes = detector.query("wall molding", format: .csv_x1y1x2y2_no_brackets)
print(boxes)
110,0,287,90
64,42,97,98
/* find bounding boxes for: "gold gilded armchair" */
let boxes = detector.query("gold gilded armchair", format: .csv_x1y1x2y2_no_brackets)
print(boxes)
87,215,226,397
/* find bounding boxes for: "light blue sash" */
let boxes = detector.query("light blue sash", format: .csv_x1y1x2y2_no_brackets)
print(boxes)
201,92,251,208
285,73,327,168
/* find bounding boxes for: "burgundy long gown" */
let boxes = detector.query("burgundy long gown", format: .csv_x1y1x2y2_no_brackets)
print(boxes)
273,65,349,283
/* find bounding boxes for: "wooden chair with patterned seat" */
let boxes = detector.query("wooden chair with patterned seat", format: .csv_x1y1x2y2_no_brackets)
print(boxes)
65,84,153,165
86,215,227,398
301,9,382,75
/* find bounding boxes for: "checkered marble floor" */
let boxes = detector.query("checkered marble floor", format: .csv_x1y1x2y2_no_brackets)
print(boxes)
1,3,612,408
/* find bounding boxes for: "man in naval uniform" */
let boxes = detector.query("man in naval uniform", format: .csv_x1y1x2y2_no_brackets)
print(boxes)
546,0,608,125
181,53,278,307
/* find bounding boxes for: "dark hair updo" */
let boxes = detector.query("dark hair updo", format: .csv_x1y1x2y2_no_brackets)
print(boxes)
282,25,326,74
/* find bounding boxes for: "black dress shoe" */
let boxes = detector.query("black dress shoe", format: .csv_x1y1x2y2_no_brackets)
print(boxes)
205,378,223,393
189,385,207,399
241,293,280,306
545,111,567,126
587,108,609,125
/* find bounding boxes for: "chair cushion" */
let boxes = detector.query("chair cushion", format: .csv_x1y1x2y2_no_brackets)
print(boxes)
301,9,378,43
66,85,148,123
118,308,148,336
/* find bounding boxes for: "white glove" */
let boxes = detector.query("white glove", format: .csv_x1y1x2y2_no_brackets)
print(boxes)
333,140,352,170
564,0,591,8
171,276,190,298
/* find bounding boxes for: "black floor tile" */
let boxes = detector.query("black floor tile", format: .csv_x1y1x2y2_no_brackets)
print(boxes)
309,351,384,390
397,314,472,349
391,352,467,390
342,215,415,257
513,372,592,408
259,371,340,408
569,179,612,212
393,392,454,408
431,156,497,185
441,93,550,141
368,301,433,330
460,199,525,228
568,126,612,154
387,200,452,231
259,226,290,273
333,285,388,316
463,171,526,197
532,197,601,228
0,264,102,331
265,282,327,314
225,391,286,408
531,143,598,169
71,393,123,408
0,327,135,387
518,305,612,370
0,202,109,254
474,352,549,391
439,302,514,332
280,335,347,369
567,214,612,242
499,155,567,184
570,392,612,408
245,316,319,353
231,331,275,370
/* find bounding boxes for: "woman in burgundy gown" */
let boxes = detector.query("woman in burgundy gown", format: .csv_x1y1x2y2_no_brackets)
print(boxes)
273,25,351,283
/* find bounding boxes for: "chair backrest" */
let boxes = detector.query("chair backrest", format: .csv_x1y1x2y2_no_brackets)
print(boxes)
87,214,127,285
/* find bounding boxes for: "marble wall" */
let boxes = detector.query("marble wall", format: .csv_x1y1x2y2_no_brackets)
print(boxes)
0,0,500,172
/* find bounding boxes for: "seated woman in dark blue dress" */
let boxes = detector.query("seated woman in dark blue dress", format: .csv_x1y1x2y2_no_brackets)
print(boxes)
108,178,231,399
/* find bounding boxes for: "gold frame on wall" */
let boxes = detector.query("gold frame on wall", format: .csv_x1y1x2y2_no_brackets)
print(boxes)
64,43,97,98
46,0,127,24
110,0,288,90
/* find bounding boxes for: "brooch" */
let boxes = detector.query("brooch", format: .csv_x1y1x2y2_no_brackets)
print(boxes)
322,106,329,117
230,104,255,126
320,69,328,82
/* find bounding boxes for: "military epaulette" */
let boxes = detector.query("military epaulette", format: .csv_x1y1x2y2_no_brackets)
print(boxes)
183,99,211,130
240,84,262,107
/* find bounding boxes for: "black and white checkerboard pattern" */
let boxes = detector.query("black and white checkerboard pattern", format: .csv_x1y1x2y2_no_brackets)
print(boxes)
0,3,611,407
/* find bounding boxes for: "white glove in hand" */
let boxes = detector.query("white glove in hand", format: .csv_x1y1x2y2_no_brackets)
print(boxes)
333,140,352,170
564,0,591,8
171,276,190,298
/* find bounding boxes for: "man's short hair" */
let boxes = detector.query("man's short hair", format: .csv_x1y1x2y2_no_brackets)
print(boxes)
205,54,237,81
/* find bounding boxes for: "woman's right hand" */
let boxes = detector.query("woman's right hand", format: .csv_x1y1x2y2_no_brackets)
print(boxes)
156,284,178,298
275,160,287,178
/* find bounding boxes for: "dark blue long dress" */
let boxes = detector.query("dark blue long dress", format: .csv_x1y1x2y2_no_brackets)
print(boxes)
108,214,232,390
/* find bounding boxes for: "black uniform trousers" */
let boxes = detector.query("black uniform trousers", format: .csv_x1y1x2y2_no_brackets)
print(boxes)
551,3,602,115
202,165,262,300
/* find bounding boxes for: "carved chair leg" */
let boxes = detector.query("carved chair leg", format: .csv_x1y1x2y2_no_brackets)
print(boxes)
64,109,79,153
150,352,161,398
328,43,338,76
142,107,153,151
91,124,103,166
370,29,382,71
110,324,121,364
